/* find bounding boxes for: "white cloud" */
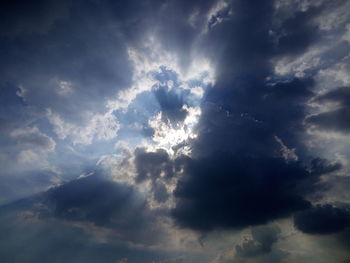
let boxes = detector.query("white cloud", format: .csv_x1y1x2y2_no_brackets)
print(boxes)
47,109,120,145
148,105,201,156
206,0,232,31
107,34,214,112
274,0,324,14
315,2,350,31
315,58,350,94
97,145,136,185
273,46,323,78
275,136,298,161
190,86,204,98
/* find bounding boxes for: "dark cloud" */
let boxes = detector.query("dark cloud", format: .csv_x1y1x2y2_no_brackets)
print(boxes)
151,67,189,124
171,152,340,231
322,176,350,204
317,86,350,103
191,0,321,159
0,0,216,137
0,213,172,263
170,0,345,233
134,147,178,203
0,174,192,263
153,256,185,263
154,84,188,124
134,147,174,183
0,83,29,135
148,0,215,70
309,158,342,175
0,171,58,205
44,174,161,244
153,180,169,203
337,228,350,251
275,6,321,55
294,204,350,234
0,0,71,37
202,0,274,82
191,77,315,158
308,108,350,133
0,0,133,126
1,0,350,262
151,66,206,125
235,225,280,258
307,87,350,133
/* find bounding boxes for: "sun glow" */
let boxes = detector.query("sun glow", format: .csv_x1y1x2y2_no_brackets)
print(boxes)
149,105,201,156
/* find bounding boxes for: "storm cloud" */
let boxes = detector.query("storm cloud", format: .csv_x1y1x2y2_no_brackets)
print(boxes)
172,153,339,231
1,0,350,262
171,0,340,232
294,204,350,235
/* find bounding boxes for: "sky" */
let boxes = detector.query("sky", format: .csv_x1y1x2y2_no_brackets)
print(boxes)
1,0,350,262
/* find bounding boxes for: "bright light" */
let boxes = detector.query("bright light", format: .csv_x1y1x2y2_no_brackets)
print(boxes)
149,105,201,156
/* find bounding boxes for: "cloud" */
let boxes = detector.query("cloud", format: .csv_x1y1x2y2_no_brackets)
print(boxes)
1,0,350,262
153,83,189,124
0,83,32,137
154,256,185,263
134,147,179,204
0,0,134,147
235,225,281,258
0,0,71,37
169,0,348,237
47,109,120,145
10,126,56,152
308,108,350,133
294,204,350,234
44,174,163,244
134,148,174,183
275,5,321,55
307,86,350,133
0,208,172,263
171,152,339,231
0,173,203,263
